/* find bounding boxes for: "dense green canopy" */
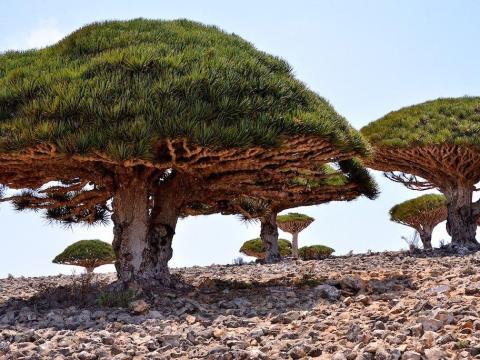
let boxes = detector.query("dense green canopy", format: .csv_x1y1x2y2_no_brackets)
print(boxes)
390,194,447,222
277,212,314,224
240,238,291,258
0,18,368,158
361,97,480,148
53,239,115,267
298,245,335,260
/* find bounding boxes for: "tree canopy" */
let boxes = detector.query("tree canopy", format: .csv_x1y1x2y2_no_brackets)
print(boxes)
0,18,368,157
277,212,314,224
361,97,480,149
53,239,115,272
298,245,335,260
390,194,447,223
240,238,291,259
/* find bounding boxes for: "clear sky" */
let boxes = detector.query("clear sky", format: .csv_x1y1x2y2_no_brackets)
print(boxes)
1,0,479,277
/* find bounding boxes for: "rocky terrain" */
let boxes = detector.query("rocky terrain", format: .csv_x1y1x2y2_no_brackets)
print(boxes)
1,251,480,359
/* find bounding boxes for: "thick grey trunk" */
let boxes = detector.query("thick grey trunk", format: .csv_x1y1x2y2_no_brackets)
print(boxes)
112,176,151,284
260,213,281,263
112,172,180,287
445,187,478,247
292,232,299,258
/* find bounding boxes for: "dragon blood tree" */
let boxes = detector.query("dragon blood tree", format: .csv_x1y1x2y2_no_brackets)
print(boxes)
240,238,292,259
389,194,447,250
185,161,378,263
53,239,116,273
0,19,372,287
362,97,480,247
276,213,314,258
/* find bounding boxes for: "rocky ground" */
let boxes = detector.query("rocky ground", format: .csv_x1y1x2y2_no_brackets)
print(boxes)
1,251,480,359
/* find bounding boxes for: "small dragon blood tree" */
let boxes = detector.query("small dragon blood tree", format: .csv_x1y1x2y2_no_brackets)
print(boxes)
240,238,292,259
53,240,115,273
276,213,315,258
362,97,480,247
298,245,335,260
0,19,373,287
390,194,447,250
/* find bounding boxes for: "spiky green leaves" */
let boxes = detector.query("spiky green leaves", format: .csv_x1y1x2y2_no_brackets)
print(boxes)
53,239,115,269
0,19,369,159
277,212,314,224
389,194,447,222
361,97,480,148
240,238,291,258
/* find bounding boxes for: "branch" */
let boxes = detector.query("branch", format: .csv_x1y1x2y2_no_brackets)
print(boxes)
384,172,435,191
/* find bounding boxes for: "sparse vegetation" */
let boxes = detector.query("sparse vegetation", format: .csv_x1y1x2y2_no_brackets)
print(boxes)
401,231,421,252
96,289,136,308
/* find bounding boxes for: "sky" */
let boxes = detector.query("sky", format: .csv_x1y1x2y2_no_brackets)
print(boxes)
1,0,479,277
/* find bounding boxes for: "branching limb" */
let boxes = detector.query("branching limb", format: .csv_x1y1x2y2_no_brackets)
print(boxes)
384,172,435,191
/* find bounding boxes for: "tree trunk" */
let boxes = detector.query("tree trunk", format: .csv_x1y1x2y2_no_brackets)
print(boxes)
111,170,182,287
260,212,281,263
112,174,152,285
445,186,478,247
292,232,299,258
418,228,433,250
140,178,181,287
85,266,95,274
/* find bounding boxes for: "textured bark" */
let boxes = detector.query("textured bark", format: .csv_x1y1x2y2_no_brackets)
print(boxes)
418,228,433,250
112,174,151,285
140,178,181,287
112,170,182,287
292,232,299,258
445,187,478,247
260,213,281,264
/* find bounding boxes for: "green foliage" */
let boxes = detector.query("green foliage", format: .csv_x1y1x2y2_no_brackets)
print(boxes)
390,194,447,222
338,159,379,199
276,212,314,224
0,19,368,158
361,97,480,148
53,239,115,266
96,289,136,308
240,238,292,258
298,245,335,260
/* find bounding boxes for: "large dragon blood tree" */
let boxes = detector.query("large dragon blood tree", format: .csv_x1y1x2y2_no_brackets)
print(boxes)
389,194,447,250
184,161,378,263
0,19,372,286
361,97,480,247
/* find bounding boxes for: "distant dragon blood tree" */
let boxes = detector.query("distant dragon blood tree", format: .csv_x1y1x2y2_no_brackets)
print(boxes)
240,238,292,259
53,239,115,273
0,19,373,287
298,245,335,260
389,194,447,250
277,213,314,258
362,97,480,247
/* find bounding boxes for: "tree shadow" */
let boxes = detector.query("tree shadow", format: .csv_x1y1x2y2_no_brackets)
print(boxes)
0,267,415,332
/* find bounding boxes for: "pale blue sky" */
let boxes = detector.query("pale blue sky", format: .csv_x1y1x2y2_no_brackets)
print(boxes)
1,0,479,277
